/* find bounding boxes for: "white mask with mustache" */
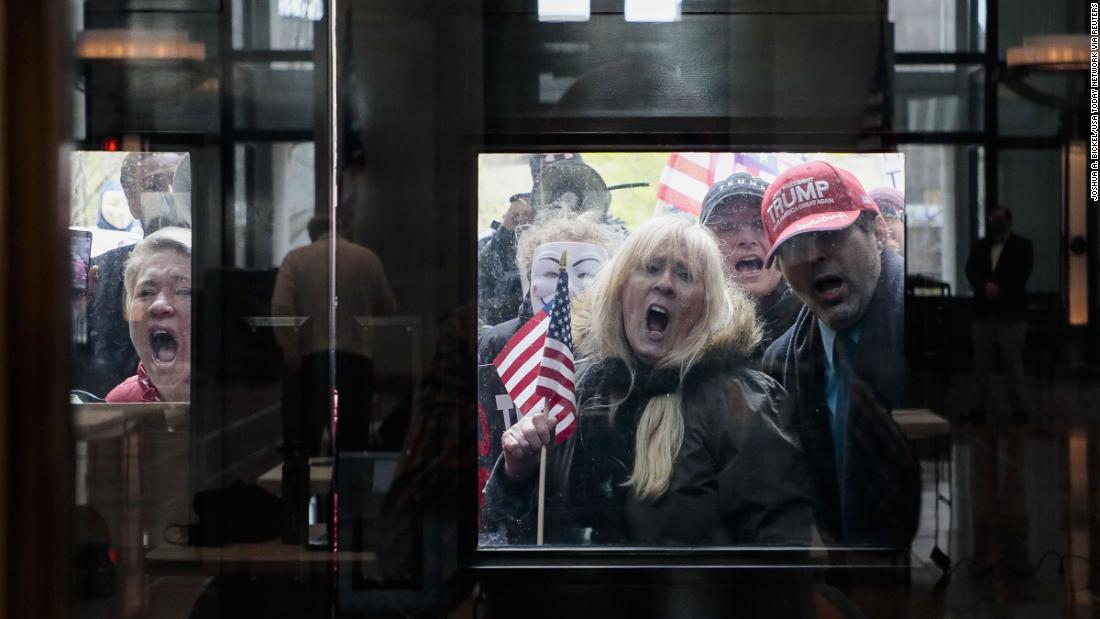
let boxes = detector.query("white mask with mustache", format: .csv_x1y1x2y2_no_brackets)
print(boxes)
529,241,609,309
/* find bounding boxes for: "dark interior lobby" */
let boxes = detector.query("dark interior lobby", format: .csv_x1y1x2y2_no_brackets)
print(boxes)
0,0,1095,617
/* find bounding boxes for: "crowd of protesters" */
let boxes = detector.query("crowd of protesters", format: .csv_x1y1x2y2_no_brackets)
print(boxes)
479,155,921,552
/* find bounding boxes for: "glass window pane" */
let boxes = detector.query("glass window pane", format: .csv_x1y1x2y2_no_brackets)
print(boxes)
998,74,1077,136
898,144,984,294
893,64,983,132
234,61,316,130
52,1,1096,617
889,0,985,52
998,149,1063,296
232,0,317,50
998,0,1083,58
77,10,221,134
480,12,887,123
233,142,315,268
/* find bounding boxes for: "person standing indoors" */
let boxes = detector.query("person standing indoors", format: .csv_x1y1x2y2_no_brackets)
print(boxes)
965,207,1033,424
761,161,920,549
271,214,397,455
700,172,802,356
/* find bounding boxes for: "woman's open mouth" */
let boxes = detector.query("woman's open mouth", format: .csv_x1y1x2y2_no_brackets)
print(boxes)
734,256,764,274
645,304,669,339
149,328,179,364
813,274,846,303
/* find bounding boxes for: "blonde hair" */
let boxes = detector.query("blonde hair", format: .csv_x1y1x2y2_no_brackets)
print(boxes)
576,216,759,500
123,227,192,314
515,210,621,278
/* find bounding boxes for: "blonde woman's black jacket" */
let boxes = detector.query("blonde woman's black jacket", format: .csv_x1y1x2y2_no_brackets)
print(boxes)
482,352,818,546
762,250,920,548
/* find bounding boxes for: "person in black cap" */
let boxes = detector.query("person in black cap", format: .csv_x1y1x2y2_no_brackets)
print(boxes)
477,155,619,328
700,172,802,356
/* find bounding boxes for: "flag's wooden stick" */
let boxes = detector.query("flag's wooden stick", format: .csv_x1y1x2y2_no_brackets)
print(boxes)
536,434,548,545
535,250,568,546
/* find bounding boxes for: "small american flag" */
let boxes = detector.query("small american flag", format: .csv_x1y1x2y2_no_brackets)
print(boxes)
491,255,577,443
492,306,550,419
534,264,577,443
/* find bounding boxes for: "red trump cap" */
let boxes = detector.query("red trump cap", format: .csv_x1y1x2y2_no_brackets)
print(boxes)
761,160,879,266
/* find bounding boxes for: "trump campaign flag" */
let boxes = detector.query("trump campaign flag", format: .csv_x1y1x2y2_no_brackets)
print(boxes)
492,253,577,443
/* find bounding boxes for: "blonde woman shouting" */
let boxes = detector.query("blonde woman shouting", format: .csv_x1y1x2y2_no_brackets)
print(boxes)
483,217,816,546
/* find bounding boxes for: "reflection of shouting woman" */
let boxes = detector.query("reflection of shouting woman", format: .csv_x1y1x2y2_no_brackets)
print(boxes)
106,228,191,403
483,217,815,545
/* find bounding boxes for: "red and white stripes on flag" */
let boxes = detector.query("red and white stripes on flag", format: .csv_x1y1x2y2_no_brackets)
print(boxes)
491,265,577,443
492,307,550,419
533,267,577,442
654,153,735,217
655,152,810,217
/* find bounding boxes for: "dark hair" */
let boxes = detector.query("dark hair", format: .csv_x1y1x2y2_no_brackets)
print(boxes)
119,152,180,214
307,215,331,242
855,209,881,231
990,206,1012,222
119,153,146,207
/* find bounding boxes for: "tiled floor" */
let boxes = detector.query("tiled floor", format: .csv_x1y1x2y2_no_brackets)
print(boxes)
72,369,1100,618
905,371,1100,618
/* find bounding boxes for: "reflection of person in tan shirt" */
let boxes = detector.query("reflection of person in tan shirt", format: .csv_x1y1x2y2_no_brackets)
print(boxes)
272,214,397,455
271,215,397,369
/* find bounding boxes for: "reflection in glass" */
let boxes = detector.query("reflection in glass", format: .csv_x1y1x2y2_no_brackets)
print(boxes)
232,0,317,50
894,64,983,133
233,142,315,268
477,153,914,550
898,144,984,294
889,0,985,52
234,62,315,130
70,151,193,400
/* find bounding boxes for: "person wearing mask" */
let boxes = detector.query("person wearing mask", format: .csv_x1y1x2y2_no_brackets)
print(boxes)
478,210,620,364
477,155,622,327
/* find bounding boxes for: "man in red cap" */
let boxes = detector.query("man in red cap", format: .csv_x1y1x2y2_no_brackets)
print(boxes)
761,160,919,549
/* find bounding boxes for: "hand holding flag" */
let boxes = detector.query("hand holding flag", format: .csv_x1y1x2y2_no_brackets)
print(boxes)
496,250,577,484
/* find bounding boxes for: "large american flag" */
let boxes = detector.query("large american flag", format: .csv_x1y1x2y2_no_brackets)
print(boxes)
491,264,577,443
654,152,808,217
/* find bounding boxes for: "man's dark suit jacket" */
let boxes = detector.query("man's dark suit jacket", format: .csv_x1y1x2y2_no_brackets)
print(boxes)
72,244,139,397
965,233,1033,319
763,250,920,548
